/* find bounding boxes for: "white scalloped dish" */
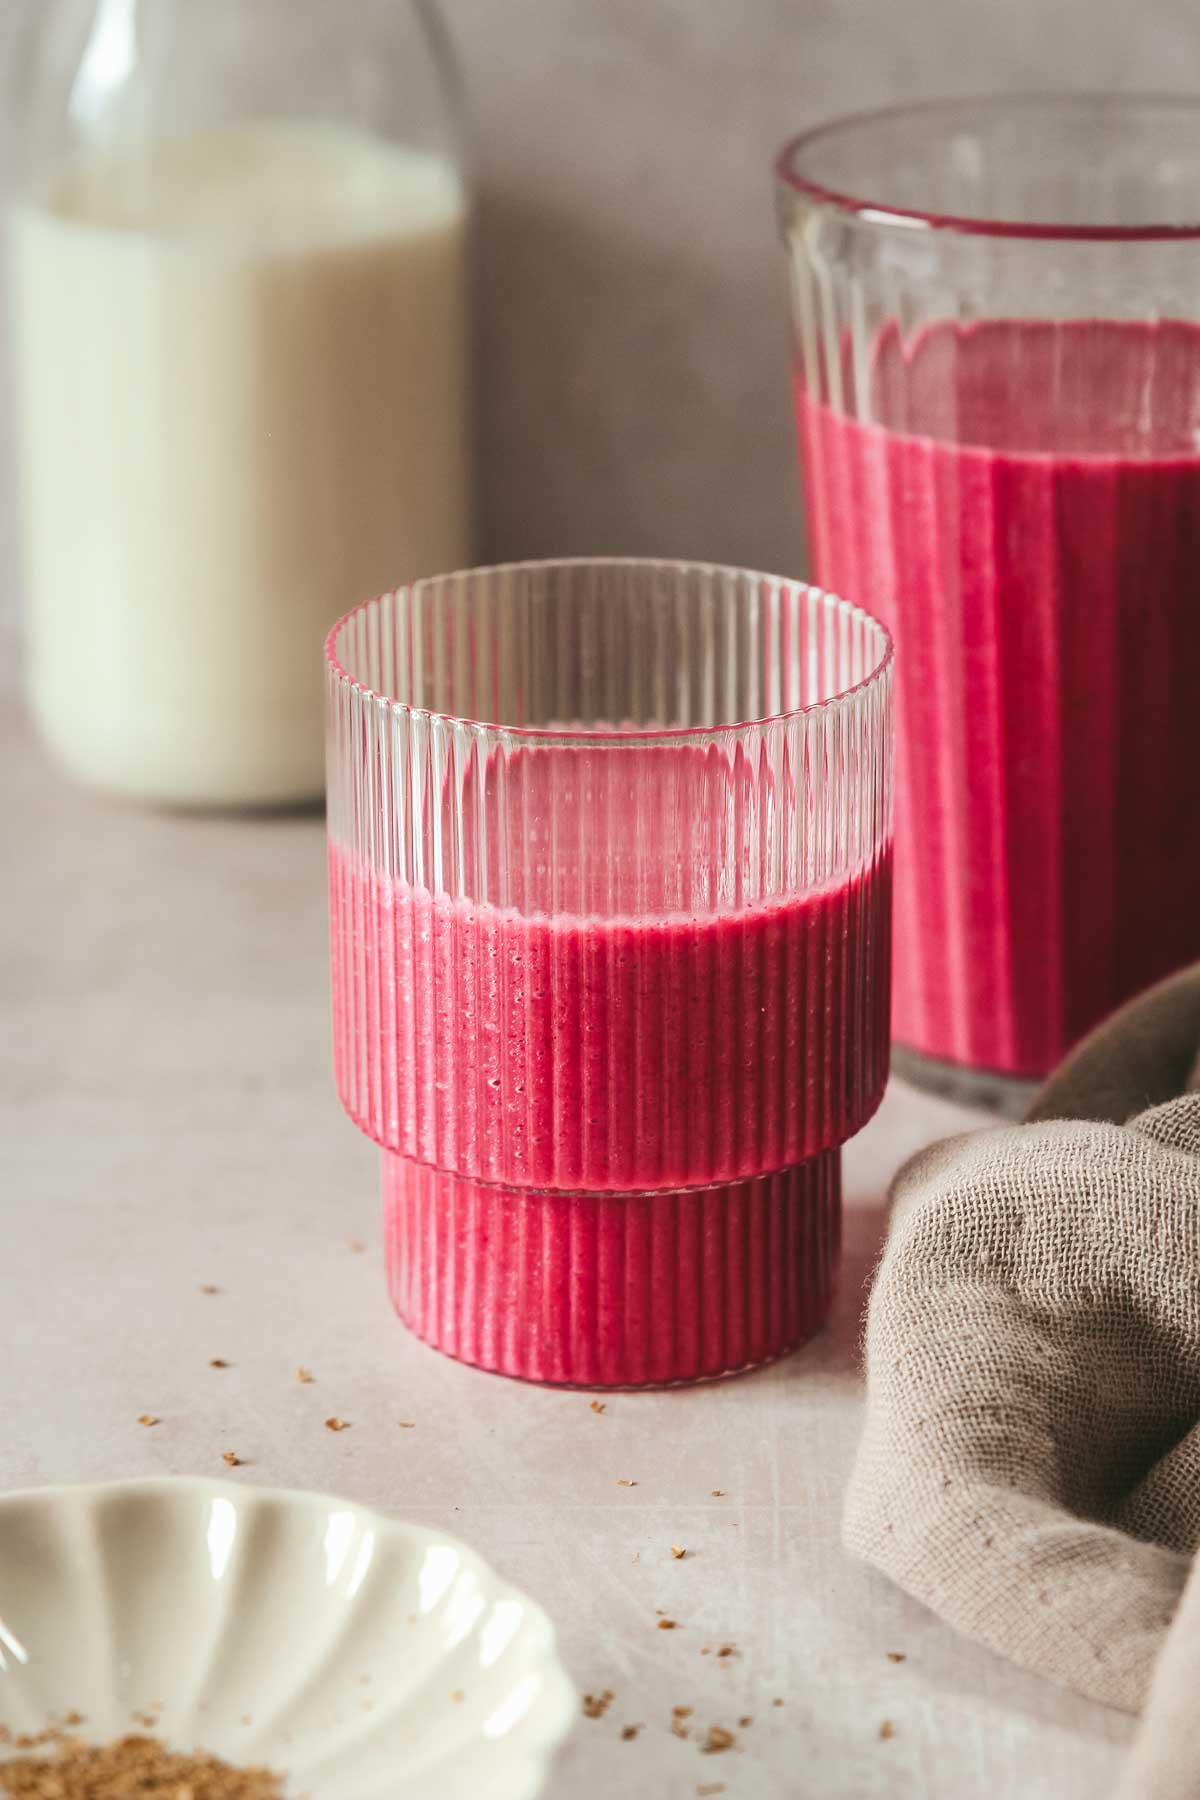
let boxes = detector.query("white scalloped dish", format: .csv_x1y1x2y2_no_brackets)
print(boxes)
0,1478,576,1799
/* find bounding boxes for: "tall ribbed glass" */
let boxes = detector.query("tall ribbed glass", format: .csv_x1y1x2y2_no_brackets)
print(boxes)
778,97,1200,1111
326,559,893,1386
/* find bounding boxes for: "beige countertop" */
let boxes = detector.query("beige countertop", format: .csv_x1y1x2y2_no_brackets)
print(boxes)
0,701,1132,1798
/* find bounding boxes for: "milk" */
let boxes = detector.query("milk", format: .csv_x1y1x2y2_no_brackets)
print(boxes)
10,123,471,806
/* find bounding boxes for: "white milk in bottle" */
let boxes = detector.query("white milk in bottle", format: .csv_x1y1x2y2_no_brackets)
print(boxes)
11,122,471,805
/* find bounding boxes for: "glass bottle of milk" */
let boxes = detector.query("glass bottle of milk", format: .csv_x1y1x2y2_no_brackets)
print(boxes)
12,0,471,807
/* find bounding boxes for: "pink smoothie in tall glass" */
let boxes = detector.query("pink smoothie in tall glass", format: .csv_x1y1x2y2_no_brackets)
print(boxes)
799,319,1200,1080
330,742,891,1383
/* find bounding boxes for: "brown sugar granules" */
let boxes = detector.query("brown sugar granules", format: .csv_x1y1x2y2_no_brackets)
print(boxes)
702,1724,736,1754
0,1728,287,1797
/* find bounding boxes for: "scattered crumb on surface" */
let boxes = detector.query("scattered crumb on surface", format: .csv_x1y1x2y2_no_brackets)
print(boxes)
398,1421,415,1429
702,1725,736,1755
710,1489,725,1497
700,1647,711,1656
631,1551,640,1564
772,1697,784,1707
324,1417,350,1432
672,1705,693,1720
137,1414,159,1428
450,1690,465,1704
697,1785,727,1797
716,1645,736,1659
621,1724,642,1741
617,1478,637,1487
349,1239,365,1253
223,1451,244,1467
590,1401,606,1414
582,1690,615,1720
671,1544,687,1559
296,1367,314,1383
209,1359,230,1369
199,1285,221,1295
879,1719,896,1741
657,1618,678,1631
886,1651,906,1663
0,1727,286,1797
738,1715,753,1728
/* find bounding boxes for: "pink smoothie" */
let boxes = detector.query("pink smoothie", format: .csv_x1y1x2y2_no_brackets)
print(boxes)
330,743,891,1383
800,319,1200,1079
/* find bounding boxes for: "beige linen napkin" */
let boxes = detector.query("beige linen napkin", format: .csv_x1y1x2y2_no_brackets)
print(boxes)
844,965,1200,1732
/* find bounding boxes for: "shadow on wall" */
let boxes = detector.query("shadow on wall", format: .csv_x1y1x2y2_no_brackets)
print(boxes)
473,181,808,578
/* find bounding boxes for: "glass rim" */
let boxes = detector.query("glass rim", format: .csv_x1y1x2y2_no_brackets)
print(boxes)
324,556,894,747
776,92,1200,243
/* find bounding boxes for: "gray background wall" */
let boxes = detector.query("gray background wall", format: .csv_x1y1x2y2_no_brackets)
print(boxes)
2,0,1198,683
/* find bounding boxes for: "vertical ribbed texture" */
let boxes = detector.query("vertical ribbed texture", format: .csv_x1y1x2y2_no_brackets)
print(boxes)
329,845,892,1186
792,332,1200,1078
382,1152,842,1386
781,108,1200,1083
326,560,892,1386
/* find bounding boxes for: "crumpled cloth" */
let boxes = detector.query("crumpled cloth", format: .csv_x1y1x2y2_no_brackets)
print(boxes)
844,964,1200,1786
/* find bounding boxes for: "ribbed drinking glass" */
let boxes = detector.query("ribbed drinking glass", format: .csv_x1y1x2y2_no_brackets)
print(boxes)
326,558,892,1386
778,96,1200,1110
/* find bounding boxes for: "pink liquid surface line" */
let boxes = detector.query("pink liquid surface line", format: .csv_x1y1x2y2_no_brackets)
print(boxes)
330,850,892,1191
